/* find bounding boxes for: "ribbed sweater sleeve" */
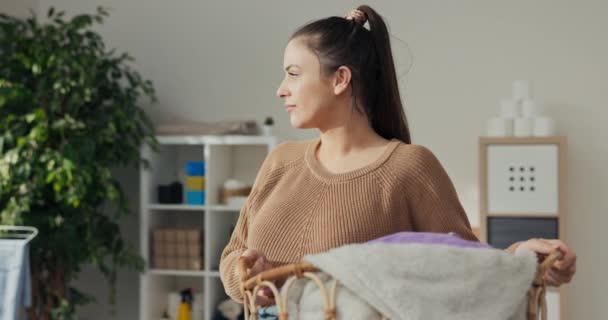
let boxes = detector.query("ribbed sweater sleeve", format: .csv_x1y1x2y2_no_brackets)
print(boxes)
218,202,250,302
402,145,478,241
218,146,278,302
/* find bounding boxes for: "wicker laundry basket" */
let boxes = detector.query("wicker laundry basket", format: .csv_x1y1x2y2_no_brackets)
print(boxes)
238,250,563,320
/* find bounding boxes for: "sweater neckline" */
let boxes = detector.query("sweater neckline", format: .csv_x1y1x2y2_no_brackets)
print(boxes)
304,138,401,182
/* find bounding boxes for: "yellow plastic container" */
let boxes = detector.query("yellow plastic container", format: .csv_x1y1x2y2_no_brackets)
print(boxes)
185,176,205,191
176,303,191,320
176,288,193,320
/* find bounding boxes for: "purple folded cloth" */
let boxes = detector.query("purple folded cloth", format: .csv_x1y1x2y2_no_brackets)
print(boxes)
368,232,491,249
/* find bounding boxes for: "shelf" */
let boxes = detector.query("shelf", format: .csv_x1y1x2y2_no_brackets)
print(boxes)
147,204,242,212
156,134,277,146
140,135,275,320
148,269,207,277
147,204,206,211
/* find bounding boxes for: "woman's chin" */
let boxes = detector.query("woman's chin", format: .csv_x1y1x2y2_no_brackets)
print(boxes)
289,117,303,129
290,120,311,129
290,114,316,129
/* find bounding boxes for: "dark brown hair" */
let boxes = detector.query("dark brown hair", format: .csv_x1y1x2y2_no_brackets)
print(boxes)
291,5,411,143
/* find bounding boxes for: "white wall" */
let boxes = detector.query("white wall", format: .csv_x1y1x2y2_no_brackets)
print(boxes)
0,0,37,17
3,0,607,319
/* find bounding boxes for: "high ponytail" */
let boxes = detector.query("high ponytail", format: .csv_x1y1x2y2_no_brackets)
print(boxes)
290,5,411,143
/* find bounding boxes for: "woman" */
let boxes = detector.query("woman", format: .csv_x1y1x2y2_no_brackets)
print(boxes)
219,5,576,309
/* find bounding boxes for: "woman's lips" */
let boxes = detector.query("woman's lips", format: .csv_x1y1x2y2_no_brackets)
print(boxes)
285,104,296,112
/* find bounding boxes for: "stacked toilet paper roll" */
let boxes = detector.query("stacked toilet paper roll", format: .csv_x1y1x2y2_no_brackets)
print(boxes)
513,118,533,137
521,99,538,117
486,117,513,137
533,116,556,136
486,98,518,137
486,80,556,137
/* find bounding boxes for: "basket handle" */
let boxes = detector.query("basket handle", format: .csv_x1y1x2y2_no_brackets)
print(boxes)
537,249,564,283
528,249,564,320
238,257,318,290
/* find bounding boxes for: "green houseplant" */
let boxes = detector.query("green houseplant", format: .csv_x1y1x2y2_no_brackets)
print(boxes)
0,7,157,319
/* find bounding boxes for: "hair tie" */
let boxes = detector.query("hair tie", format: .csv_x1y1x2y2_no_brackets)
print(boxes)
344,9,367,24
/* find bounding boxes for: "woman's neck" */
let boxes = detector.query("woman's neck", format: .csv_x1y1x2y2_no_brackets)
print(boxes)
317,113,388,159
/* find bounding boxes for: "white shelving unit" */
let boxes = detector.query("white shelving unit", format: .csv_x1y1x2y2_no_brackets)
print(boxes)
479,136,568,320
139,135,276,320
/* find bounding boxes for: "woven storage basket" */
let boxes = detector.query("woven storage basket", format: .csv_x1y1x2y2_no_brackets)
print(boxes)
238,250,563,320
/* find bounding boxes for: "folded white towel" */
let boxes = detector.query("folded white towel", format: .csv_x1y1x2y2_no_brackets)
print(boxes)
284,243,536,320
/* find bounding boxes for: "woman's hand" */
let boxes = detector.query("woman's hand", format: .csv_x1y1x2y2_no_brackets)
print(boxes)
240,249,275,306
514,238,576,286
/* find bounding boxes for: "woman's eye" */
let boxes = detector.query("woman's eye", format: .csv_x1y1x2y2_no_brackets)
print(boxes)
288,72,298,77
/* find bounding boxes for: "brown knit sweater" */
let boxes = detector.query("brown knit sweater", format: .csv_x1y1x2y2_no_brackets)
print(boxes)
219,138,478,301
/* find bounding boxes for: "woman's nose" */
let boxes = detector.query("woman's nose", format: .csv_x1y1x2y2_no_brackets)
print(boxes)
276,80,290,98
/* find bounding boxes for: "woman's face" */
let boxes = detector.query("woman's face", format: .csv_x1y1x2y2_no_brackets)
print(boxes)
276,38,340,129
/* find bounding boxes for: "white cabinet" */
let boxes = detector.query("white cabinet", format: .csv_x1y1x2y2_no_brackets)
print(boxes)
139,135,276,320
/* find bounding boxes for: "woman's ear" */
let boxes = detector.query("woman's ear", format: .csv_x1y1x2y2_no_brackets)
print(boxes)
332,66,352,95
